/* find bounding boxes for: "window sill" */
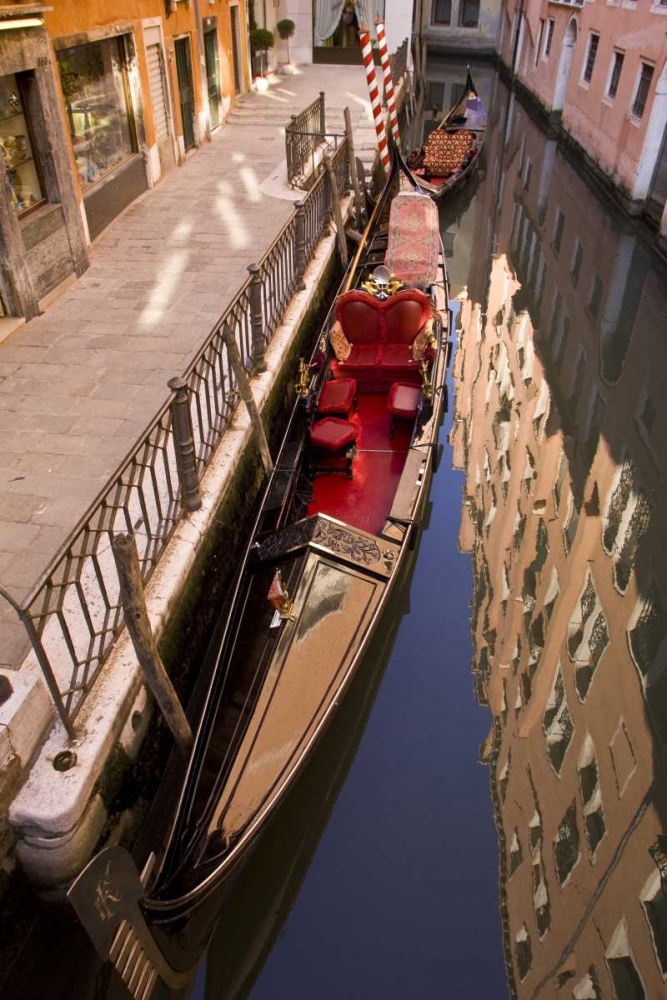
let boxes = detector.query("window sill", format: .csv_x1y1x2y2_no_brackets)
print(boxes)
649,3,667,12
602,95,615,107
627,114,643,128
579,80,591,90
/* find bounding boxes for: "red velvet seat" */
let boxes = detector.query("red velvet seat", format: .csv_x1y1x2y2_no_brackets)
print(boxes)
317,378,357,416
309,417,358,478
388,382,422,438
310,417,357,452
331,288,433,390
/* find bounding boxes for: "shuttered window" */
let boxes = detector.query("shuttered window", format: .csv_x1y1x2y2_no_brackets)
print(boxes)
147,42,170,143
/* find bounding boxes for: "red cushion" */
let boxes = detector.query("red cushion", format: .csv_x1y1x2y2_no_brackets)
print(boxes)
317,378,357,416
310,417,358,452
388,382,422,418
384,298,430,344
336,299,381,344
380,344,418,369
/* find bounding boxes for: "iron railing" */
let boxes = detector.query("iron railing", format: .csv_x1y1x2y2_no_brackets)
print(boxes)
0,138,350,737
285,92,346,188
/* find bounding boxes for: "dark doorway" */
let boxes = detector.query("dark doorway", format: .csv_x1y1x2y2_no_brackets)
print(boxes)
204,28,221,129
175,35,196,151
230,5,243,95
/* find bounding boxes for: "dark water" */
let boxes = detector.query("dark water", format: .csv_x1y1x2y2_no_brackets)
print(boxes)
197,59,667,1000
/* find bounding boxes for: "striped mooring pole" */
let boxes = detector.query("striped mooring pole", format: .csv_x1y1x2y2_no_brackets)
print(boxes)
375,17,400,149
359,25,390,176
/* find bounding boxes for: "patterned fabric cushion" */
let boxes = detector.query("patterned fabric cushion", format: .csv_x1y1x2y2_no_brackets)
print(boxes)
423,129,474,176
329,320,351,361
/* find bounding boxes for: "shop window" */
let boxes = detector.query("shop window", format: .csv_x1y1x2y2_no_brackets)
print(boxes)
554,802,580,885
0,73,45,215
459,0,480,28
58,37,137,191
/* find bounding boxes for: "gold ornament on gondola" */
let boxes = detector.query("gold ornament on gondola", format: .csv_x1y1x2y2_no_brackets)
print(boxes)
295,357,312,398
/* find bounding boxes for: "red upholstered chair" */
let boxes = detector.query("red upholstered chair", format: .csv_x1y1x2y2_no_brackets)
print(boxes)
309,417,358,478
317,378,357,417
388,382,422,439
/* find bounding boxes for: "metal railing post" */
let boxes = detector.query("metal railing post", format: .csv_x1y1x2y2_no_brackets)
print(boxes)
294,200,307,283
248,263,267,373
319,91,326,134
324,154,349,268
168,377,202,512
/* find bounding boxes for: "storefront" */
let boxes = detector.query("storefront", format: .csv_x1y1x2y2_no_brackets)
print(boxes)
54,29,148,242
0,7,88,321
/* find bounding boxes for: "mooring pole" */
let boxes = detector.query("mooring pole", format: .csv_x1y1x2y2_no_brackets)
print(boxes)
111,533,193,757
344,107,364,231
221,324,274,476
324,154,349,268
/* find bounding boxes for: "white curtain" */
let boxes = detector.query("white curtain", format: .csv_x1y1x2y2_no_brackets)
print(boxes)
314,0,345,45
356,0,377,40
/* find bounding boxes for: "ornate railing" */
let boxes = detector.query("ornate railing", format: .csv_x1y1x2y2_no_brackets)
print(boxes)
0,139,349,737
285,92,346,188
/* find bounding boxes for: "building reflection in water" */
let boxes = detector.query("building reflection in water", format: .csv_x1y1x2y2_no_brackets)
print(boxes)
451,75,667,999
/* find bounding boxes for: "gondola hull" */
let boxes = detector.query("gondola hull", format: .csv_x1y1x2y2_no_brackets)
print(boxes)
68,150,450,997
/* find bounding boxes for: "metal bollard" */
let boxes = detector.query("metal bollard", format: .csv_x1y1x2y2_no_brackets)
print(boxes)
294,200,307,286
247,263,267,373
168,377,202,512
319,91,326,135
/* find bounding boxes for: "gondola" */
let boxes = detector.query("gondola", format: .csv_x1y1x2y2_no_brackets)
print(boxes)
68,149,450,999
406,69,486,203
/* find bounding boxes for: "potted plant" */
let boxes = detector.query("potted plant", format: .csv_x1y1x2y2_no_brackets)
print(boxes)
249,28,275,90
276,19,296,74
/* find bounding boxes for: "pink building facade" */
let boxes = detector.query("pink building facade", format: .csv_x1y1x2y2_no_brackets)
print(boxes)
497,0,667,242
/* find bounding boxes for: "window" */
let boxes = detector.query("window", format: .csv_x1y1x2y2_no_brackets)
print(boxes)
583,33,600,85
632,62,655,120
544,19,555,58
543,663,573,774
432,0,452,24
536,21,545,67
572,969,601,999
0,73,46,215
57,37,137,192
459,0,480,28
554,802,580,885
570,238,583,285
428,81,445,108
532,851,551,936
577,736,606,856
606,922,646,1000
588,273,604,322
568,570,609,699
552,209,565,254
628,585,666,680
607,51,625,100
509,829,523,874
642,873,667,976
516,925,532,980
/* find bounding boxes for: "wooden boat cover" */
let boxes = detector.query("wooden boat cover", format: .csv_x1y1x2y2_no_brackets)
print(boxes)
385,192,440,288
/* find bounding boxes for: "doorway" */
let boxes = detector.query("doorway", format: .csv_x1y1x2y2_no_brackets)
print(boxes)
230,5,243,94
553,18,577,113
204,28,221,129
175,35,196,151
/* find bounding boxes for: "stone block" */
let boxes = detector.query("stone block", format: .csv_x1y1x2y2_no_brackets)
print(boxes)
0,670,53,767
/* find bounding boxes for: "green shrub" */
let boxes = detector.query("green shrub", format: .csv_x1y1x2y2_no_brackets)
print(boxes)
249,28,275,53
277,18,295,39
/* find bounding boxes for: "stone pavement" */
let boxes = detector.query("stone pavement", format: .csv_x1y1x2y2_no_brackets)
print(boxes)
0,64,377,670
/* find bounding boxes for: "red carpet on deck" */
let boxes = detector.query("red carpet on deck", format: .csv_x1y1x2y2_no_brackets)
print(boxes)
308,392,413,535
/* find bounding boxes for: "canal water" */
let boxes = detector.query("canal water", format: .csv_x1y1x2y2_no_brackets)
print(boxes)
194,59,667,1000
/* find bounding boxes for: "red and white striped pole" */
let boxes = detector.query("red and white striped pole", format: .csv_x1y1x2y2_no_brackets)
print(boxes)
375,17,400,149
359,25,390,177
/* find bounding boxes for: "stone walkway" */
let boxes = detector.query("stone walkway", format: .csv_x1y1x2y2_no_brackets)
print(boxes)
0,64,377,669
